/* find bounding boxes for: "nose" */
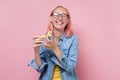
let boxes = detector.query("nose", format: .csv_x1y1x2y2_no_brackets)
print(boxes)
58,15,62,20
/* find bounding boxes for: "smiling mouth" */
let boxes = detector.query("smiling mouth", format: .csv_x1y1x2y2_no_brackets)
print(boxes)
56,21,64,25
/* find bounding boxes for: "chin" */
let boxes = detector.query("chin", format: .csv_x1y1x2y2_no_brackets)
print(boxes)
54,26,64,30
56,25,64,29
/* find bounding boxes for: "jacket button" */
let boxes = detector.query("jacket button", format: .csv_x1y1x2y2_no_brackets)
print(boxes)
47,54,50,56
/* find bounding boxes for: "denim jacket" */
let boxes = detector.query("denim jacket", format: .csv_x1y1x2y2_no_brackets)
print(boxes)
28,33,79,80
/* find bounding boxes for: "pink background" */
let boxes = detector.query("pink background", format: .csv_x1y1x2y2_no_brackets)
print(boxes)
0,0,120,80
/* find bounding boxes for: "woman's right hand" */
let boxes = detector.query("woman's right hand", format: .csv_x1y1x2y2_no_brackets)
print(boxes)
32,35,45,52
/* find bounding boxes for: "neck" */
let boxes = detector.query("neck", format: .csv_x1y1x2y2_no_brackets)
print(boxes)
54,29,64,41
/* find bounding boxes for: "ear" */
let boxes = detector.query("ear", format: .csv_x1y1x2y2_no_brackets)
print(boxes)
49,17,53,22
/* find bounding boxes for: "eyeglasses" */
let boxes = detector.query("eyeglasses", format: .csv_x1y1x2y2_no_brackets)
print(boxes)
52,12,69,20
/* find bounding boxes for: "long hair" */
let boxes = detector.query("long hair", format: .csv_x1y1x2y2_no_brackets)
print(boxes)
47,6,73,38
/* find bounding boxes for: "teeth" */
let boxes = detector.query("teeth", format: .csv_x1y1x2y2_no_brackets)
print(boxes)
57,22,63,25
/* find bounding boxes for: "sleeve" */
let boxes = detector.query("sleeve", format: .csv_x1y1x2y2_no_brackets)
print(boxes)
28,59,47,73
28,45,48,73
51,35,79,72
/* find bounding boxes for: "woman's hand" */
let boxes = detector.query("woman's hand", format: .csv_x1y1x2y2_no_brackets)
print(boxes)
32,35,44,52
42,37,57,51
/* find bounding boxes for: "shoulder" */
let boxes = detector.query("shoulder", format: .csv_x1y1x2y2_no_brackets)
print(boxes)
71,34,78,40
63,34,78,45
65,34,78,42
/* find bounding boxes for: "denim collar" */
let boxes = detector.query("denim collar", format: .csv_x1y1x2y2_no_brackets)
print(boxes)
59,32,66,41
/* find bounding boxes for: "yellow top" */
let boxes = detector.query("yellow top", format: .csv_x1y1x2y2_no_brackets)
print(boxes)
52,65,62,80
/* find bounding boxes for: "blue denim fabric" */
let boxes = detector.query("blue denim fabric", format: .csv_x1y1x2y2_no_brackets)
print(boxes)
28,33,79,80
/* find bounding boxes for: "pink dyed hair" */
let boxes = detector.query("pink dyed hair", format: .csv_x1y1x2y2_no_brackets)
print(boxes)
47,6,73,37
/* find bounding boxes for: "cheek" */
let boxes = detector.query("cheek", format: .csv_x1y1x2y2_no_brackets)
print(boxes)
66,19,70,24
64,21,69,25
52,19,58,24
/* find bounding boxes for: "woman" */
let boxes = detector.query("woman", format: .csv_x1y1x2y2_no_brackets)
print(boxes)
28,6,79,80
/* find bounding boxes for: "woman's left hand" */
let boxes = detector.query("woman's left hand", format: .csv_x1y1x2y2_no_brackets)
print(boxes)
42,38,57,51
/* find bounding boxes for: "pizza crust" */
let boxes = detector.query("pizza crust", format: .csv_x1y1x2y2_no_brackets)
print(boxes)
39,31,53,39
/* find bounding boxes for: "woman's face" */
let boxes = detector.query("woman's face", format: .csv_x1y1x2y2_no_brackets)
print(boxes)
50,7,70,31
